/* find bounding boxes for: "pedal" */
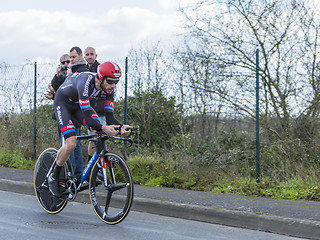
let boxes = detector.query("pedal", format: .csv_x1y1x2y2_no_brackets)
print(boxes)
47,187,71,200
61,189,75,201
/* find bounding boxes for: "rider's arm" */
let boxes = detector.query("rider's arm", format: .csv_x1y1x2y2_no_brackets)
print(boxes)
104,94,121,125
105,110,121,125
104,98,132,136
80,100,103,131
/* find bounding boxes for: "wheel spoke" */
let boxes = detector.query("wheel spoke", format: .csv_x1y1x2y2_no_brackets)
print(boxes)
107,183,128,192
104,191,112,213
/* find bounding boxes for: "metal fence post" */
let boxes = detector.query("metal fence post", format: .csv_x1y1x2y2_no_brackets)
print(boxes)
255,49,260,182
124,57,128,125
33,62,37,159
124,57,128,157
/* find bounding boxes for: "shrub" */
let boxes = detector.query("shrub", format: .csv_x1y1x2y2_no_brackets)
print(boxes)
0,148,34,169
116,88,182,150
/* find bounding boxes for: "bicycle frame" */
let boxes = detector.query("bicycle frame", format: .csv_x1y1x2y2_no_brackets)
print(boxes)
80,153,99,184
76,133,131,190
76,133,106,189
41,133,132,197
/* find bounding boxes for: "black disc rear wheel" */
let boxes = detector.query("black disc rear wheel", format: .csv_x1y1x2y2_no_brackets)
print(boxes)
34,148,68,214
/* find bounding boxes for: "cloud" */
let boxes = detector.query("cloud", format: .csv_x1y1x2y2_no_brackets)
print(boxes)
0,6,182,64
158,0,181,10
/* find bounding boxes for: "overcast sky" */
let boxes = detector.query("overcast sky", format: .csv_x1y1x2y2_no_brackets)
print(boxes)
0,0,190,64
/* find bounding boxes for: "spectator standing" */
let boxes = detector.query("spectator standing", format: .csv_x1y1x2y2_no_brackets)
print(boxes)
69,46,90,73
51,54,71,92
44,54,70,100
84,46,100,72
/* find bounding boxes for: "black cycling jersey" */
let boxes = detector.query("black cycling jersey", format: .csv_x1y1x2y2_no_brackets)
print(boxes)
53,71,120,139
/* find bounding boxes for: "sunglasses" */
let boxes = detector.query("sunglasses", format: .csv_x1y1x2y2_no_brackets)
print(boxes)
106,79,119,85
61,60,70,64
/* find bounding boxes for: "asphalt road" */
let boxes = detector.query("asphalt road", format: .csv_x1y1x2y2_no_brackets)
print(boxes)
0,167,320,239
0,191,304,240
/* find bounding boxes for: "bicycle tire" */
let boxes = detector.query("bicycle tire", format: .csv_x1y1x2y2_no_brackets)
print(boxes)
89,152,134,224
34,148,68,214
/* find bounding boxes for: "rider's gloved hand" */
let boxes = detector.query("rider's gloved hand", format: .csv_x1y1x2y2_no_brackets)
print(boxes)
101,125,119,137
120,125,132,137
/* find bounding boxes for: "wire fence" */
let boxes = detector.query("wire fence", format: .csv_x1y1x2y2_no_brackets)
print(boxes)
2,57,316,187
0,59,255,162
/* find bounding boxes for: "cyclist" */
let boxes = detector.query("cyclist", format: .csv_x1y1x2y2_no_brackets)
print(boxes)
49,61,132,198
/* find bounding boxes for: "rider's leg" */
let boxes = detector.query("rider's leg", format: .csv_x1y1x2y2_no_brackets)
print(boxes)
72,126,83,178
56,136,77,166
87,140,96,157
48,136,77,197
52,95,80,197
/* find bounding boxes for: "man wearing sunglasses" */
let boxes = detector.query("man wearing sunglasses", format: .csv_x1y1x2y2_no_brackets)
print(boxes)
48,61,132,197
44,54,71,100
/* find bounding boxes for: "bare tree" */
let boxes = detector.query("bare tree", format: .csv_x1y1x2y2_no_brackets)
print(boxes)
128,41,166,93
177,0,320,139
170,40,227,137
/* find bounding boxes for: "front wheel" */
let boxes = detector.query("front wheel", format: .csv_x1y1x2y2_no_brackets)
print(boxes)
89,152,134,224
34,148,68,214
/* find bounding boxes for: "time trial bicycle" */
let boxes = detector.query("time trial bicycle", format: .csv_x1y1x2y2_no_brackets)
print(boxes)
34,132,134,225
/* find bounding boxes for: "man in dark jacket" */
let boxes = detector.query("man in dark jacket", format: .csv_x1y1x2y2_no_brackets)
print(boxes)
84,46,100,73
69,46,90,73
44,54,70,100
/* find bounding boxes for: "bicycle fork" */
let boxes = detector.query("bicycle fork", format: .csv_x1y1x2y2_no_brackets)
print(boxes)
99,153,116,187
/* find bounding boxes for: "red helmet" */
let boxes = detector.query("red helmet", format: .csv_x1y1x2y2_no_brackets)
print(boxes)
97,61,121,81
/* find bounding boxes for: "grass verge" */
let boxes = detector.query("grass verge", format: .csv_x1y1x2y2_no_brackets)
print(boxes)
1,148,320,201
